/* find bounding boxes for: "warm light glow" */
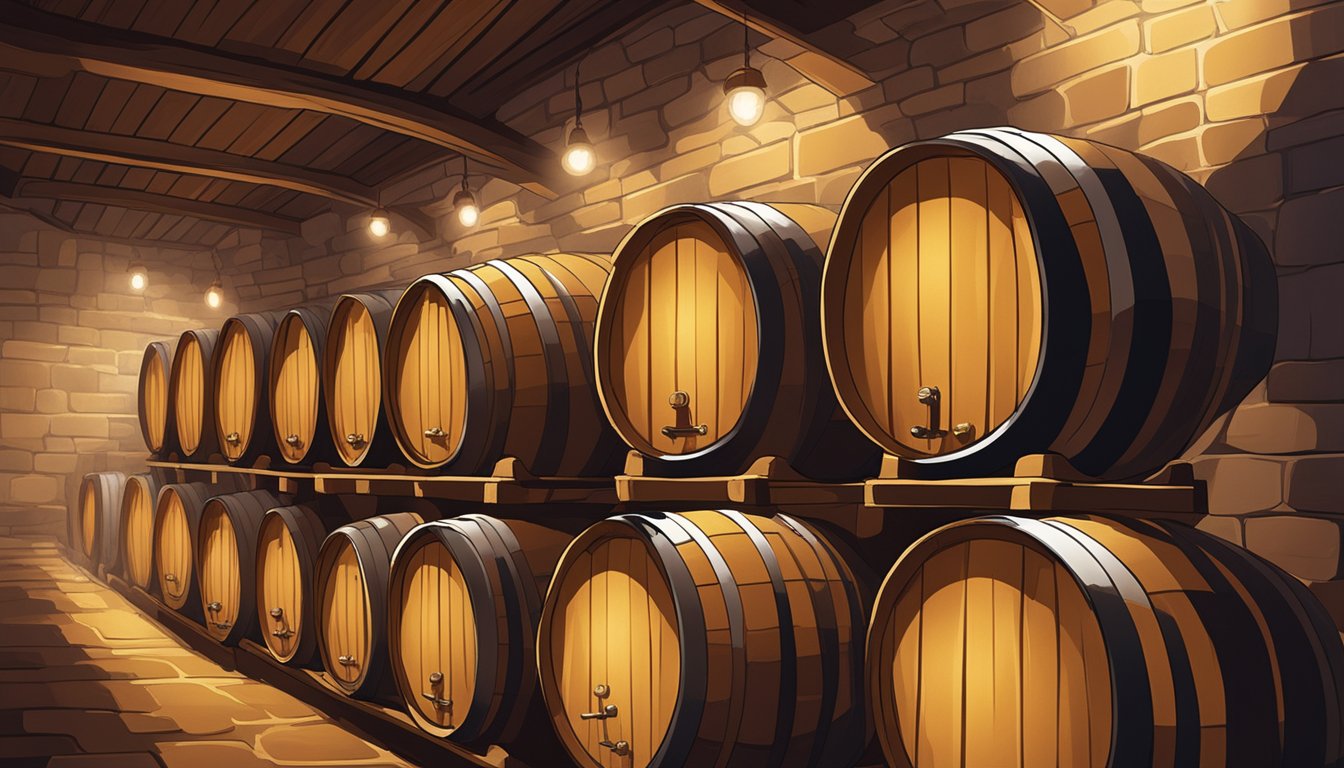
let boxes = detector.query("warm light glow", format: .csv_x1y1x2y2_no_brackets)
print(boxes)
457,202,479,227
562,124,595,176
369,210,391,238
728,85,766,126
129,267,147,292
205,282,224,309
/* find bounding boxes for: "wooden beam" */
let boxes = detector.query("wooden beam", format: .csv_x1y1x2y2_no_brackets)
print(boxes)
0,198,216,250
14,179,304,236
691,0,877,96
0,1,559,199
0,118,377,207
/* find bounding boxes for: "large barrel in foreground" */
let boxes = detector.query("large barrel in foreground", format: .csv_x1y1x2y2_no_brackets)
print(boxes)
384,254,622,476
214,311,284,464
538,510,867,768
255,503,329,665
323,289,403,467
822,127,1277,481
119,472,162,590
75,471,126,570
595,202,879,480
138,341,175,456
196,489,286,645
866,515,1344,768
388,515,572,744
170,328,219,460
269,304,333,465
315,512,423,700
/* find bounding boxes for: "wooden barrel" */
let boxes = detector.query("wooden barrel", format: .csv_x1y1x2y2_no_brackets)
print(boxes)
137,341,175,455
594,202,879,480
119,472,161,590
323,288,403,468
822,127,1278,480
383,254,624,475
315,512,424,699
255,503,329,665
170,328,220,460
269,304,334,465
213,311,284,464
196,489,286,645
866,514,1344,768
538,509,867,768
75,471,127,570
152,479,246,618
388,515,573,744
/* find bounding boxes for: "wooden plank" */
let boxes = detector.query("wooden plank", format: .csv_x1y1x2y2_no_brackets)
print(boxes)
0,0,558,198
14,179,303,234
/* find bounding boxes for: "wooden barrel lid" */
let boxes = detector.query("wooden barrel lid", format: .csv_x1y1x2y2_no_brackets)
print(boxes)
119,472,161,590
138,341,175,455
170,328,219,459
270,305,333,464
324,289,403,467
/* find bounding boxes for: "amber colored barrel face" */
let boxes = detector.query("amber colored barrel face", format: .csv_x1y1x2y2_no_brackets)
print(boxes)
170,328,219,460
214,311,283,464
595,202,879,480
76,471,127,570
269,305,333,465
119,472,161,590
255,504,328,666
138,341,175,455
822,127,1277,480
323,289,403,468
196,489,284,645
866,514,1344,768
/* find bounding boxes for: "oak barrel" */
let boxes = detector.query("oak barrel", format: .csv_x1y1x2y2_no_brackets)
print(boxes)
866,515,1344,768
384,254,623,475
255,503,328,665
315,512,424,699
388,515,572,743
138,341,175,455
323,288,403,467
538,509,867,768
268,304,334,465
196,489,286,645
75,471,127,570
822,127,1277,480
595,202,879,480
119,472,162,590
170,328,220,460
152,479,245,619
213,311,284,464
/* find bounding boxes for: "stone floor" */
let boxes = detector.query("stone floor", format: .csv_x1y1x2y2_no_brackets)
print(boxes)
0,535,414,768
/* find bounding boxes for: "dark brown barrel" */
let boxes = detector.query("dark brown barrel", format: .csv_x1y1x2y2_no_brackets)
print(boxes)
213,311,284,464
822,127,1278,480
323,288,403,468
119,472,162,590
269,304,334,464
196,489,286,645
255,504,328,666
170,328,220,460
388,515,572,744
75,471,126,570
315,512,424,700
866,515,1344,768
152,482,215,620
595,202,880,480
138,341,175,456
384,254,624,476
538,510,867,768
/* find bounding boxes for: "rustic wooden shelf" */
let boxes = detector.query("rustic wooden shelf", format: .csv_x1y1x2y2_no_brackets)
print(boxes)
145,456,616,505
616,454,866,506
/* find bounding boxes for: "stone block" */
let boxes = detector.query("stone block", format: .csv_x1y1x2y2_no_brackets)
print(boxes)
622,173,709,222
1195,515,1243,546
1143,5,1215,53
0,386,36,411
69,392,134,413
1267,359,1344,402
1286,135,1344,196
1225,402,1344,454
1200,118,1267,166
1203,3,1344,87
1132,48,1196,107
9,474,61,504
1202,152,1283,213
66,347,119,370
1286,457,1344,514
1137,97,1202,145
1192,455,1284,515
33,453,77,474
626,27,673,62
1,413,49,439
1007,89,1067,131
0,449,33,472
900,83,965,116
50,414,110,438
658,144,721,182
1011,22,1140,96
34,389,67,414
1205,62,1305,122
797,114,892,177
965,3,1044,52
3,339,66,362
56,325,100,347
1275,263,1344,359
35,268,76,293
708,140,791,197
777,85,836,115
1063,62,1131,124
1244,514,1343,581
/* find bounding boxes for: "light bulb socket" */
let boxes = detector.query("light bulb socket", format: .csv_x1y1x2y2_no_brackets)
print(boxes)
452,187,477,210
724,66,766,95
567,124,591,148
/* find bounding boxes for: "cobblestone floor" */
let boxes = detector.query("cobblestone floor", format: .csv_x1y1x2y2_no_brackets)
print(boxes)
0,535,414,768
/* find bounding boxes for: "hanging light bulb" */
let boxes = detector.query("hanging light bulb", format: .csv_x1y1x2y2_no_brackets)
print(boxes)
205,280,224,309
561,60,596,176
368,208,391,238
128,262,148,292
725,15,767,127
454,156,479,228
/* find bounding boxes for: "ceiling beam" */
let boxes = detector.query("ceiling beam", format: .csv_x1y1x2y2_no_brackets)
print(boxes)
0,197,216,250
0,118,377,207
0,1,559,199
691,0,877,96
14,179,304,236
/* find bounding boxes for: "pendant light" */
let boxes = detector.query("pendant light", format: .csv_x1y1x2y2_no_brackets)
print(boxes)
368,207,391,238
205,280,224,309
453,156,479,228
561,60,596,176
725,14,767,126
128,261,148,292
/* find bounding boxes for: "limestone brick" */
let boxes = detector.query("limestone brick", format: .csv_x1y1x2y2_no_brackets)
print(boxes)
708,141,792,197
1204,4,1344,87
1131,48,1196,107
1011,21,1140,96
796,114,891,177
1245,514,1343,581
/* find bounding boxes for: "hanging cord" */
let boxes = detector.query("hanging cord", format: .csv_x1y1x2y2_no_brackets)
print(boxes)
461,154,470,191
743,12,750,68
573,58,583,130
